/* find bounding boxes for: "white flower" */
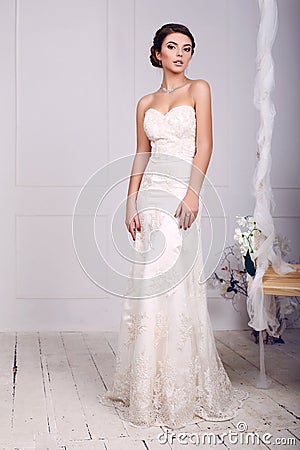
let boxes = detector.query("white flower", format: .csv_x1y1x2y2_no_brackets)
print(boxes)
220,284,229,295
210,277,220,289
240,244,248,256
234,227,243,243
247,215,256,226
236,215,247,227
234,214,262,263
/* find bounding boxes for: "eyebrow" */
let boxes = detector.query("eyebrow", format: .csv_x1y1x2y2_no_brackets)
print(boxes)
166,40,192,47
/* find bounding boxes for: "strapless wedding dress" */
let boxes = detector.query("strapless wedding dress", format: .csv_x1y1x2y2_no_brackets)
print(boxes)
97,105,249,429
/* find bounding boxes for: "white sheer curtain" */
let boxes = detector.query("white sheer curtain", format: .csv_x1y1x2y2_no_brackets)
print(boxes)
248,0,296,388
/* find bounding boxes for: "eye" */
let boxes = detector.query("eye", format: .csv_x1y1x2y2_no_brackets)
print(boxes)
167,44,176,50
184,47,191,52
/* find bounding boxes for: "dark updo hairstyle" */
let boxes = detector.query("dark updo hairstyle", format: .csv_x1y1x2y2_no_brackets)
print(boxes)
150,23,196,68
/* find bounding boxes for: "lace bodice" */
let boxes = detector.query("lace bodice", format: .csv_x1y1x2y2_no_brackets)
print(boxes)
143,105,196,160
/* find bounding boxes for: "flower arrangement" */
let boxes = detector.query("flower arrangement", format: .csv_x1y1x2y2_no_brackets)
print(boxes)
207,215,300,344
207,215,260,309
233,215,261,277
207,242,248,312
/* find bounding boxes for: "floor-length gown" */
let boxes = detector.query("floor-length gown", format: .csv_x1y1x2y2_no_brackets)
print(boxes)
97,105,249,429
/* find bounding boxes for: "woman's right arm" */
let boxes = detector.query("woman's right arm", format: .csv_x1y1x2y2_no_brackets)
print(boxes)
125,96,152,241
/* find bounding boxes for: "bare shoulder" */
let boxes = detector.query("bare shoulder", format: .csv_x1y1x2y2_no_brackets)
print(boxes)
136,93,155,114
188,79,212,111
189,79,211,97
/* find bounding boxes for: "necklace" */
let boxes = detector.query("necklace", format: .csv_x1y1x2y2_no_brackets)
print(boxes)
161,78,188,93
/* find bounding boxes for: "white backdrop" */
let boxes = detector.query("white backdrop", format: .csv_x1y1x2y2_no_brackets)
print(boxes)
0,0,299,331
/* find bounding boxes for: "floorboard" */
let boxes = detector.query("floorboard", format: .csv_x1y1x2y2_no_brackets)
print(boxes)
0,330,298,449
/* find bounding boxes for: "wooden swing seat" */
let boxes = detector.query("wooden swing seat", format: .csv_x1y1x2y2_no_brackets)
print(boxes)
262,263,300,296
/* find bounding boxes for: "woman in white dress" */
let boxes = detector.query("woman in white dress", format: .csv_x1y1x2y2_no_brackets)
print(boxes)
98,23,249,429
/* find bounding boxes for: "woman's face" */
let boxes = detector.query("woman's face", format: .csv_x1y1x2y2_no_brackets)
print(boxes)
156,32,193,72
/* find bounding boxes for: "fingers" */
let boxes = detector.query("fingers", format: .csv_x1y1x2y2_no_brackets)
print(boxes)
188,212,195,228
183,213,190,230
176,204,198,230
174,203,182,218
175,202,186,229
176,201,191,230
181,211,194,230
129,220,136,240
135,214,141,232
127,214,141,241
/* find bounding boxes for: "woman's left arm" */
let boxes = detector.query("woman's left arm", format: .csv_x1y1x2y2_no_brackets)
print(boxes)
175,80,213,229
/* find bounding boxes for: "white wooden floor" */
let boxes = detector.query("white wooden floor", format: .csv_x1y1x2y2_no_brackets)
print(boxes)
0,330,299,450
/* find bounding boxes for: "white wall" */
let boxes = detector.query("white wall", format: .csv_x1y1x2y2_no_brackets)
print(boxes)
0,0,299,331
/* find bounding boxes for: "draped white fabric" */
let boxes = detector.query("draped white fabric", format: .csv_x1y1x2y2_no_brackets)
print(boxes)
248,0,296,387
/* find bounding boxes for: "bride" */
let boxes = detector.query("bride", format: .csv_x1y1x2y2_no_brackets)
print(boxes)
98,23,249,429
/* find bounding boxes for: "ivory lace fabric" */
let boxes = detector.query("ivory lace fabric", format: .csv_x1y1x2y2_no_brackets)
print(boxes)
97,105,249,429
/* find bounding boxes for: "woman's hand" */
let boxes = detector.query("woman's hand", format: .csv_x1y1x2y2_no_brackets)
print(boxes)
174,191,199,230
125,198,141,241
